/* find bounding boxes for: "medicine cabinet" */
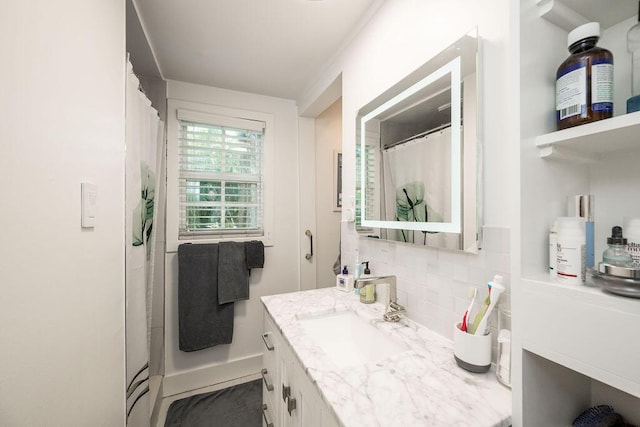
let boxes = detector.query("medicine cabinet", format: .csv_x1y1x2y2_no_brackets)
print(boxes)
355,29,482,253
514,0,640,425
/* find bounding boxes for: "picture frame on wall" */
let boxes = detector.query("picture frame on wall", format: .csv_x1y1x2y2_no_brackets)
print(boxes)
334,150,342,211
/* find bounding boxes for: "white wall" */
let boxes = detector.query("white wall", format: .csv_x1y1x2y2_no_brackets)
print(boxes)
0,1,126,425
300,0,514,343
163,80,300,395
315,99,343,287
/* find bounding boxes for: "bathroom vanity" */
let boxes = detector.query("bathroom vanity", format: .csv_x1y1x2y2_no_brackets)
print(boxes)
260,288,511,427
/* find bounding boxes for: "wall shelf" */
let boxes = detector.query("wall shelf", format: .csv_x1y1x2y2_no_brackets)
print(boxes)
520,275,640,398
517,1,640,424
535,111,640,160
537,0,638,32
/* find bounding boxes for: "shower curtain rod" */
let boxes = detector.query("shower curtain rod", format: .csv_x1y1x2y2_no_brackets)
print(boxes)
383,122,453,151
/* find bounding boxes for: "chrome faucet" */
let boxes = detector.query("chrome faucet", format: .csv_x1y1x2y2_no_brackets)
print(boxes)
354,275,406,322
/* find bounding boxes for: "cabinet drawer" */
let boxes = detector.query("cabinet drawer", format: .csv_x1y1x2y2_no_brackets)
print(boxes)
262,312,279,371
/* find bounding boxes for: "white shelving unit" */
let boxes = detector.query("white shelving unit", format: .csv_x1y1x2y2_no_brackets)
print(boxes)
536,111,640,161
520,275,640,396
536,0,637,32
515,0,640,425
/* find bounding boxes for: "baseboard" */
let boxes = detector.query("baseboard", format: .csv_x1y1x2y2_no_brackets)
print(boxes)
162,353,263,397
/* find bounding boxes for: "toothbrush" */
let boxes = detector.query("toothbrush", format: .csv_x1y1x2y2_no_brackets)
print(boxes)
471,276,506,335
469,284,491,334
460,287,476,332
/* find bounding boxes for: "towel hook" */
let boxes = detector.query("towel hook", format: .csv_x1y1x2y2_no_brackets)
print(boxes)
305,230,313,260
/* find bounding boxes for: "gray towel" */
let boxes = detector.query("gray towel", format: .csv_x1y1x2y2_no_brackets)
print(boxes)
245,240,264,269
218,241,250,304
178,243,234,352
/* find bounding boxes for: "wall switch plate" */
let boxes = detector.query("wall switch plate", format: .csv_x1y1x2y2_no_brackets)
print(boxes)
81,182,97,228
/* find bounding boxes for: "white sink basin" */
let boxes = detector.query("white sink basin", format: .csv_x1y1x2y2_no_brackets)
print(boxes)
298,311,408,369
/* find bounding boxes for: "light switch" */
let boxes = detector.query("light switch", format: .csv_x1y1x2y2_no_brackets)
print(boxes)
81,182,97,228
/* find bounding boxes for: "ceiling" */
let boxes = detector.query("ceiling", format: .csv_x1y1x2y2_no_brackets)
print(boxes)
132,0,382,100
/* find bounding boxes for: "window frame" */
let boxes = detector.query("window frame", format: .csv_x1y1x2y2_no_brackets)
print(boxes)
166,99,274,252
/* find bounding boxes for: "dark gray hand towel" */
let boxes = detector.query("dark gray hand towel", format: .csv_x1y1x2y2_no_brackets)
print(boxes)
178,243,234,352
245,240,264,269
218,241,250,304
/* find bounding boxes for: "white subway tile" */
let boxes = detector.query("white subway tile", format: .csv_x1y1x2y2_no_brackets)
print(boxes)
438,261,453,278
467,266,487,286
351,226,511,356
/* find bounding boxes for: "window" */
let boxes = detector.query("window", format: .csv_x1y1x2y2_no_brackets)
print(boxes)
166,101,274,251
355,141,377,229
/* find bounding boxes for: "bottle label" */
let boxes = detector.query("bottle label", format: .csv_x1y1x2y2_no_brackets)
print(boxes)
557,242,586,283
556,65,587,120
591,60,613,112
627,241,640,268
549,234,557,274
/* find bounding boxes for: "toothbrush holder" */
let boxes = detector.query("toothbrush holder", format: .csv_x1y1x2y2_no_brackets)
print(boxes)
453,322,492,373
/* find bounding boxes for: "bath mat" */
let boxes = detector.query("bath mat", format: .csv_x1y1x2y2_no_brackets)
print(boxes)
165,379,262,427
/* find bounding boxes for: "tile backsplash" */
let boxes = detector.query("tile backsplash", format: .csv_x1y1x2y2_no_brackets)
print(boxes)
344,225,511,359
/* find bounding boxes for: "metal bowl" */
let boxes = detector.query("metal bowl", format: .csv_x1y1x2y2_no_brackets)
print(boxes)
589,263,640,298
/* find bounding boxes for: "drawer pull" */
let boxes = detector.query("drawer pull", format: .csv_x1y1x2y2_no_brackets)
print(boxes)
261,333,274,351
282,384,290,402
287,396,297,416
261,368,274,391
305,229,313,260
262,403,274,427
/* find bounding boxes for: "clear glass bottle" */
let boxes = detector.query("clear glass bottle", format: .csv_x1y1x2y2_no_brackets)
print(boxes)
628,1,640,112
556,22,613,130
602,226,633,266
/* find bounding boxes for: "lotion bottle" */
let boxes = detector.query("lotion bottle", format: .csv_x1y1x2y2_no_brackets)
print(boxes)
549,220,558,277
569,195,594,268
336,265,354,293
556,217,586,285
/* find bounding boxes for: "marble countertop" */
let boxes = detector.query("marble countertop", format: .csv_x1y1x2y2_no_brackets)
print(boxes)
261,287,511,427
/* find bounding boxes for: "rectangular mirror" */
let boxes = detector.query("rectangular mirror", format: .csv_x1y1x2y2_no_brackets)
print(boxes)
356,29,482,252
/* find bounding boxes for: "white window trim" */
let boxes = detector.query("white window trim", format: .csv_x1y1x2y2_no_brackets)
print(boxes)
166,99,275,252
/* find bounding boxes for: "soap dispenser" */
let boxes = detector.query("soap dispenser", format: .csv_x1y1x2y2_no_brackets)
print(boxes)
359,262,375,304
361,261,371,278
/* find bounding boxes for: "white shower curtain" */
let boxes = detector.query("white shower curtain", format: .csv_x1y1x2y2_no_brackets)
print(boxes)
125,60,164,426
382,127,451,245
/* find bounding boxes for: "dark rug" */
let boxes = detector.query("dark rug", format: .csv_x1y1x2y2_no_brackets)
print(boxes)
165,379,262,427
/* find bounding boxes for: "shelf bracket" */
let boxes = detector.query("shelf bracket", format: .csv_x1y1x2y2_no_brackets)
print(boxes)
536,0,589,31
538,145,598,163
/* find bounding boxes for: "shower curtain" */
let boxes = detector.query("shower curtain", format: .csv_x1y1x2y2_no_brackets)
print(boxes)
382,127,451,245
125,60,164,426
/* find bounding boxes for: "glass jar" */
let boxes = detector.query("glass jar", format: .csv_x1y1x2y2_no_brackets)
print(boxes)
556,22,613,130
496,307,511,388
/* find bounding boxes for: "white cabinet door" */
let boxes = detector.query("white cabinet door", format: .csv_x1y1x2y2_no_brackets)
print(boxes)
321,406,340,427
279,344,300,427
293,360,321,427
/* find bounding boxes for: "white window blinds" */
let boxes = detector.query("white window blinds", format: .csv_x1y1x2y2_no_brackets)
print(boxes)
177,109,265,239
356,143,376,227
